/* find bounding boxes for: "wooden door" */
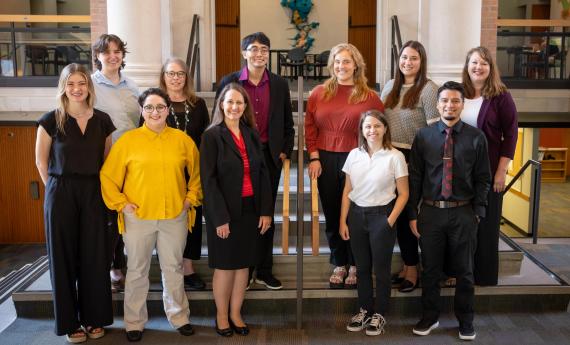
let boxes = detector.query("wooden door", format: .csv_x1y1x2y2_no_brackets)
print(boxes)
215,0,241,85
0,126,45,243
530,4,550,45
348,0,376,87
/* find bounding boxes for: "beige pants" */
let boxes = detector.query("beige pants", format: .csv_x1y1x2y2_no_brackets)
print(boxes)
122,210,189,331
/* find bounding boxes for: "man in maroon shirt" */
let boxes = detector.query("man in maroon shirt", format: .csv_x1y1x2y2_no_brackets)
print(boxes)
215,32,295,290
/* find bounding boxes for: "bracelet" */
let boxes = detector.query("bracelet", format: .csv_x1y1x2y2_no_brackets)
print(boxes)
309,157,320,162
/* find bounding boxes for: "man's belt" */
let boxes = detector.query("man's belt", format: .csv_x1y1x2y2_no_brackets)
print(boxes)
422,199,471,208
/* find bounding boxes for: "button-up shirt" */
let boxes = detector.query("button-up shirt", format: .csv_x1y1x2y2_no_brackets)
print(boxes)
91,70,140,143
100,124,202,233
239,67,270,143
408,120,491,219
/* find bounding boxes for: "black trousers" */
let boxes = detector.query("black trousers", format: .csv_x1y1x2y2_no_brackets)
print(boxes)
183,206,203,260
251,145,282,276
318,150,354,266
474,190,502,286
348,202,396,315
394,148,419,266
44,176,113,336
418,204,477,325
106,211,126,270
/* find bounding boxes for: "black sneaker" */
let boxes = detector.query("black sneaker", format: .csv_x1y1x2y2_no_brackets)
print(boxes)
255,274,283,290
184,273,206,290
412,319,439,336
459,322,476,341
177,324,194,336
346,308,371,332
365,313,386,336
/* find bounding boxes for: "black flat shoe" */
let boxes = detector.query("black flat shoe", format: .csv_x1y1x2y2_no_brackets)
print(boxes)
126,330,143,342
215,321,233,337
184,273,206,290
391,273,405,285
399,279,417,293
229,319,249,336
177,323,194,336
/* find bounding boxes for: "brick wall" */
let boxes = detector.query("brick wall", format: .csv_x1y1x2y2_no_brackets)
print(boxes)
480,0,498,59
90,0,107,45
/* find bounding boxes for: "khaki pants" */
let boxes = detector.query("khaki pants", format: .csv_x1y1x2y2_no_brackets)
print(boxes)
123,211,189,331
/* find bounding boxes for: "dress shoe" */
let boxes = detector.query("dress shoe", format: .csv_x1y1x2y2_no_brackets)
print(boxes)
391,273,405,285
398,279,417,293
183,273,206,290
126,330,143,342
215,321,233,337
229,319,249,336
177,323,194,336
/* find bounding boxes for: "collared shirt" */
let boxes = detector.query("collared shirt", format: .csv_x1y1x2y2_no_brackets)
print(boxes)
408,120,491,219
100,124,202,233
239,66,270,143
342,147,408,207
91,70,140,143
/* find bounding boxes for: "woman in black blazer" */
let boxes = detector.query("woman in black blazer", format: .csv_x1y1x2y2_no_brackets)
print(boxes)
200,82,272,337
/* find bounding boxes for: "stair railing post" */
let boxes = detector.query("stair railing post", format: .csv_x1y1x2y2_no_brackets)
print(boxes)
530,163,542,244
296,75,304,330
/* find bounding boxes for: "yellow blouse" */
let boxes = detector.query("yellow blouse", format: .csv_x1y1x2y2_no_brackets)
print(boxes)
100,124,202,233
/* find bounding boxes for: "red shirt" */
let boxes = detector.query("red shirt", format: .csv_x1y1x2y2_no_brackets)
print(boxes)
305,84,384,153
239,67,270,143
230,130,254,197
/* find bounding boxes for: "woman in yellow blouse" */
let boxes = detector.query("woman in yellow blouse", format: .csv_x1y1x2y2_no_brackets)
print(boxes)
100,88,202,342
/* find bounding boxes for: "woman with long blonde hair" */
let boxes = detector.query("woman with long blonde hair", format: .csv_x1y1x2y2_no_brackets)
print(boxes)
35,63,115,343
305,43,384,289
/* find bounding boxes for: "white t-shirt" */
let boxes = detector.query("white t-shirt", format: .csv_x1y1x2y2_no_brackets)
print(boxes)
461,97,483,128
342,147,408,207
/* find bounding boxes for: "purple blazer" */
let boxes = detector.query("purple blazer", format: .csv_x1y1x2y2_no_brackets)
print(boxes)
476,92,518,175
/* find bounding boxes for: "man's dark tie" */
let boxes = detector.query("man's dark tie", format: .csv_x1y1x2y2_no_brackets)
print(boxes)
442,127,453,199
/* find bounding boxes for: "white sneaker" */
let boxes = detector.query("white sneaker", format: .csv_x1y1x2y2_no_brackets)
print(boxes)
346,308,371,332
365,313,386,336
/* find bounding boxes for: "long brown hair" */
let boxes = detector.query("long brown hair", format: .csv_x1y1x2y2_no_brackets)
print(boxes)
462,46,507,99
55,63,95,135
358,110,392,153
321,43,374,104
209,83,256,129
159,57,197,107
384,40,428,109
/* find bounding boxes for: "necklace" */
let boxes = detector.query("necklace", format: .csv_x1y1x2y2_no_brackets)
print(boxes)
170,101,191,132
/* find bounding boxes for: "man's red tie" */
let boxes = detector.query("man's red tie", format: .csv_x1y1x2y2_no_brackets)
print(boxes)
442,127,453,199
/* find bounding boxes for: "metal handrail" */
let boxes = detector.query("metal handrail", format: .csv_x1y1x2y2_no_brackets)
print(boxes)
295,76,305,330
186,14,201,91
281,159,291,254
390,15,403,78
502,159,542,244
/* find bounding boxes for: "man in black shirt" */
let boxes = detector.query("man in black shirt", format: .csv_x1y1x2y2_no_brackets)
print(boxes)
408,81,491,341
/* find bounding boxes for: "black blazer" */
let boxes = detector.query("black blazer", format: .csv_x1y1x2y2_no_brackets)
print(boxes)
215,70,295,166
200,122,273,228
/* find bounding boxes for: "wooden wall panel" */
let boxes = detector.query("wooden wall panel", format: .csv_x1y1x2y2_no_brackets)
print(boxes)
0,126,45,243
348,0,376,87
215,0,241,84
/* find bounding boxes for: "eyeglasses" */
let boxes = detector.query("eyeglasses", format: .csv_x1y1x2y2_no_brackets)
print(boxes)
246,46,270,55
164,71,186,78
143,104,168,113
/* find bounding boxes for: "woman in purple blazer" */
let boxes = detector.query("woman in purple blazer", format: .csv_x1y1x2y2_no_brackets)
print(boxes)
461,46,518,286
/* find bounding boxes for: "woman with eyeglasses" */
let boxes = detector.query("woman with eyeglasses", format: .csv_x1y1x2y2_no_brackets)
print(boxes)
159,57,210,291
200,83,272,337
100,88,202,342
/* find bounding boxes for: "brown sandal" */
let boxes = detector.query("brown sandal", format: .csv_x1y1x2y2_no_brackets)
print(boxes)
345,266,357,289
84,326,105,339
329,266,347,289
66,329,87,343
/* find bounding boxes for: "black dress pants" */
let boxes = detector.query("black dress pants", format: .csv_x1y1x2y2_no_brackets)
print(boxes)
251,145,282,277
44,176,113,336
183,206,203,260
318,150,354,266
348,202,396,315
394,148,419,266
418,204,477,325
474,190,502,286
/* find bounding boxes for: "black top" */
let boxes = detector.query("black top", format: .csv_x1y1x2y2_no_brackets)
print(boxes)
216,70,295,165
167,98,210,148
38,109,115,176
408,120,491,219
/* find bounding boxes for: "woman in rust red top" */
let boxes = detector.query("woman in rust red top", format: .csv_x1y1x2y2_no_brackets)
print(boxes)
305,43,384,289
201,83,272,337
